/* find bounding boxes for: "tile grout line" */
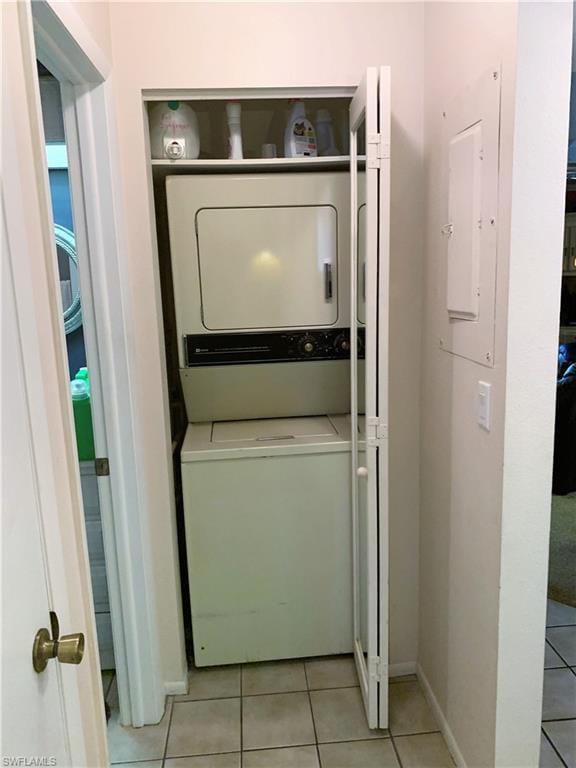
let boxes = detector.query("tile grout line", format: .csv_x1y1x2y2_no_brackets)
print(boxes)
389,679,418,685
242,736,389,751
303,660,323,767
242,744,315,755
542,715,576,723
545,638,576,669
177,683,366,704
161,695,175,768
391,729,441,738
388,730,405,768
116,736,439,767
148,664,452,767
547,625,576,629
106,672,117,705
388,680,451,768
541,726,569,768
103,671,115,700
545,638,568,664
240,664,244,768
546,620,576,628
546,607,576,630
114,715,451,763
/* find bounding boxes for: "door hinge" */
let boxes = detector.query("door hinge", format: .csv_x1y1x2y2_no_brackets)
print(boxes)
369,655,387,683
366,133,390,169
95,457,110,477
366,416,388,446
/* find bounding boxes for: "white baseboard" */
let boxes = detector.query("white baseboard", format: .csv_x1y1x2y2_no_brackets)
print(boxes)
389,661,417,677
417,664,467,768
164,678,188,696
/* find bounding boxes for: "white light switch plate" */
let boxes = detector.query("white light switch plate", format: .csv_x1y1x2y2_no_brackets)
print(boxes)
478,381,491,431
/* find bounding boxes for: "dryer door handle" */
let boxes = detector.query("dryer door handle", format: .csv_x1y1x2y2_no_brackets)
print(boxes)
324,263,333,301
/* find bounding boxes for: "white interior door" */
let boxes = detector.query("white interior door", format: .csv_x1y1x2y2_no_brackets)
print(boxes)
2,204,71,765
1,3,108,764
350,66,391,730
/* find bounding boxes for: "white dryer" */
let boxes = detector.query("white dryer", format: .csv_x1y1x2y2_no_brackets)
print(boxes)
166,172,351,348
180,415,353,666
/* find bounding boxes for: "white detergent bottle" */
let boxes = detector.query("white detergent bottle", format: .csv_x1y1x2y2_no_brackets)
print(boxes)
149,101,200,160
226,102,243,160
315,109,340,157
284,100,317,158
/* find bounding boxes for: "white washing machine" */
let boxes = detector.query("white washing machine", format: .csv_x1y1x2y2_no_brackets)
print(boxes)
181,415,354,666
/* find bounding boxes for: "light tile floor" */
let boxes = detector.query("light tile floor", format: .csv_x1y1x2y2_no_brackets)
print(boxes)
541,600,576,768
106,656,456,767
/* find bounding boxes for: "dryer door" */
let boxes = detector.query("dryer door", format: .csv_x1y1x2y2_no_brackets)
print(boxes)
196,204,338,330
350,66,391,731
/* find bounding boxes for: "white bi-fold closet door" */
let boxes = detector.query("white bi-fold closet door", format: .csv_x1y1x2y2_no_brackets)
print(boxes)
350,66,391,730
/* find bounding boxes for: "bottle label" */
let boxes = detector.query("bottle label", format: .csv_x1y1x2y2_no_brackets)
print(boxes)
160,112,189,131
292,120,317,157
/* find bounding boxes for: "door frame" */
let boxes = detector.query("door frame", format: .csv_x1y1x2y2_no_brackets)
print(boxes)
29,0,165,725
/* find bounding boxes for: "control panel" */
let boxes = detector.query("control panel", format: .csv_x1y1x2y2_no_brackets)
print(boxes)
184,329,365,367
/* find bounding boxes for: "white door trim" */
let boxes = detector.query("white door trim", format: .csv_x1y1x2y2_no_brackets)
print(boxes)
32,0,166,725
32,0,110,83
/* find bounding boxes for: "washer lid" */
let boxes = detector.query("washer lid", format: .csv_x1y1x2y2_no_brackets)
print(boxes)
181,415,351,462
212,416,337,443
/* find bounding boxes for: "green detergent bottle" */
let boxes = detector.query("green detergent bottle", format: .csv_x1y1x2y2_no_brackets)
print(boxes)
70,371,95,460
75,367,90,387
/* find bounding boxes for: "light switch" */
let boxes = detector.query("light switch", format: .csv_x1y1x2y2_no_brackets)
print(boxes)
477,381,491,431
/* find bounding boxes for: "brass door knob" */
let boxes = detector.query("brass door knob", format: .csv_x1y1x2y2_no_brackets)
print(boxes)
33,611,85,673
57,633,85,665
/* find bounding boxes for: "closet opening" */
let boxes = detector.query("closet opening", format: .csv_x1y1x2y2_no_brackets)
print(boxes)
145,79,391,731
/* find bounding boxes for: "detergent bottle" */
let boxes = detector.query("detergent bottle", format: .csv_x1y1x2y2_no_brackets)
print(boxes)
70,371,95,460
284,101,317,158
149,101,200,160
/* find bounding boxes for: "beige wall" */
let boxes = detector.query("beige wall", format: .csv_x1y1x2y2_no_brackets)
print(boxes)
107,0,426,686
420,3,571,766
69,1,111,60
495,4,572,764
47,0,111,73
419,4,517,761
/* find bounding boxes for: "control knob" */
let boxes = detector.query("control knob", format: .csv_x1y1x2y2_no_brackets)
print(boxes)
299,335,317,356
334,333,350,355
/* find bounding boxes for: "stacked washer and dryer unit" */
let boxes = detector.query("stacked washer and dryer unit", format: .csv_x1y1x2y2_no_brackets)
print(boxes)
166,171,361,666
